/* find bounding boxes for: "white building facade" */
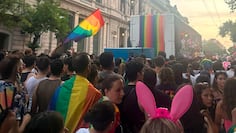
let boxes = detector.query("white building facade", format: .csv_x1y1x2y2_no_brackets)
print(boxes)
0,0,187,55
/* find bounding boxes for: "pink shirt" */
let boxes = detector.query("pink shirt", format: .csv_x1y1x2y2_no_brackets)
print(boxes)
224,119,232,132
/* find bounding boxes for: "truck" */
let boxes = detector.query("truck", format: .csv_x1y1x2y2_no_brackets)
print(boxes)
104,47,154,61
130,14,202,58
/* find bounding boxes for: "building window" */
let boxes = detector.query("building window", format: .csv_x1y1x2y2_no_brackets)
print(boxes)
77,17,85,52
120,0,125,13
0,33,10,50
119,28,125,47
64,12,74,49
93,31,100,55
96,0,102,3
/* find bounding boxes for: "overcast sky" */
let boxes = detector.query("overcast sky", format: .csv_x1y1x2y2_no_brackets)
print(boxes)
170,0,236,48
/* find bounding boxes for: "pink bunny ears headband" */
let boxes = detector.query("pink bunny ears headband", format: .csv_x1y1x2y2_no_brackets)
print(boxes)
136,81,193,122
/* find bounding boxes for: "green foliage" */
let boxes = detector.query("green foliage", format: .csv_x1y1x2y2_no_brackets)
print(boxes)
225,0,236,12
21,0,69,35
227,46,235,54
0,0,70,51
28,42,40,51
0,0,26,27
202,40,227,56
219,20,236,43
19,0,70,51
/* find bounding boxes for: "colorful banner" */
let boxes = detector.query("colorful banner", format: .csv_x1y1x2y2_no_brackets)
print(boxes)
64,9,105,44
139,15,165,54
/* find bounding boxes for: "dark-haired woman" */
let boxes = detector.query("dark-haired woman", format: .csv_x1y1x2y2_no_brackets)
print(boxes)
156,67,177,99
143,68,171,110
24,111,67,133
215,78,236,133
212,72,227,104
0,54,30,132
225,79,236,133
76,101,115,133
101,74,124,133
194,82,217,133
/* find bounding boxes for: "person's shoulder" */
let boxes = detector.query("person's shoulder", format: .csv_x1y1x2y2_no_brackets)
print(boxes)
99,70,116,78
0,80,8,90
88,83,102,96
124,85,135,91
38,78,49,84
76,128,89,133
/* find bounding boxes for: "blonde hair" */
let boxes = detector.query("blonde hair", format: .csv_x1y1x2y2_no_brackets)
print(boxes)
140,118,182,133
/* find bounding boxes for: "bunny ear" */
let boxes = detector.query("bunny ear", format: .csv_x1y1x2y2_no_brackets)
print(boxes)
170,85,193,121
136,81,156,118
223,61,231,70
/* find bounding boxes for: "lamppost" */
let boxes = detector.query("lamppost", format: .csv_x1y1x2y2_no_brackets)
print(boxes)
129,0,136,15
127,0,137,48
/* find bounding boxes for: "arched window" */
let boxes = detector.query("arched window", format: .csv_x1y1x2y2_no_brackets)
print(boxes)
0,32,10,50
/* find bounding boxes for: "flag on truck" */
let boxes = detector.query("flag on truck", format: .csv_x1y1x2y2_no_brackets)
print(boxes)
64,9,105,44
139,15,165,54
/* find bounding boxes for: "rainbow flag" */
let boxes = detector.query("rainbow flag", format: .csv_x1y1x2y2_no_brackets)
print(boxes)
139,15,165,55
64,9,105,44
0,81,15,110
49,75,102,132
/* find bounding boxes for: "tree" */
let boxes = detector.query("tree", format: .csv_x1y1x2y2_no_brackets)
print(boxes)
227,46,236,54
202,40,227,56
0,0,27,27
219,20,236,43
20,0,70,51
225,0,236,12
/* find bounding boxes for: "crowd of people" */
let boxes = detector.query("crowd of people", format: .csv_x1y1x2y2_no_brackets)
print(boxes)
1,48,236,133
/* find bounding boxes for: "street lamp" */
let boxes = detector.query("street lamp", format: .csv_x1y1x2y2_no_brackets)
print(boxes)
131,0,134,4
128,0,137,15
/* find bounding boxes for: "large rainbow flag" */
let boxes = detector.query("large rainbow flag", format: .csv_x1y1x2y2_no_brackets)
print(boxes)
49,75,102,132
139,15,165,54
64,9,105,44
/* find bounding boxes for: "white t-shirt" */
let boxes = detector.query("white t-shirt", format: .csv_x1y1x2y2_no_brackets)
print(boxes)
25,76,47,97
76,128,89,133
156,73,160,86
227,69,235,78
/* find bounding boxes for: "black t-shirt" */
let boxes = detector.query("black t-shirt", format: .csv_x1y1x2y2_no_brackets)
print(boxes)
180,93,206,133
119,85,145,133
156,83,177,99
150,88,171,109
20,72,31,83
119,84,172,133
